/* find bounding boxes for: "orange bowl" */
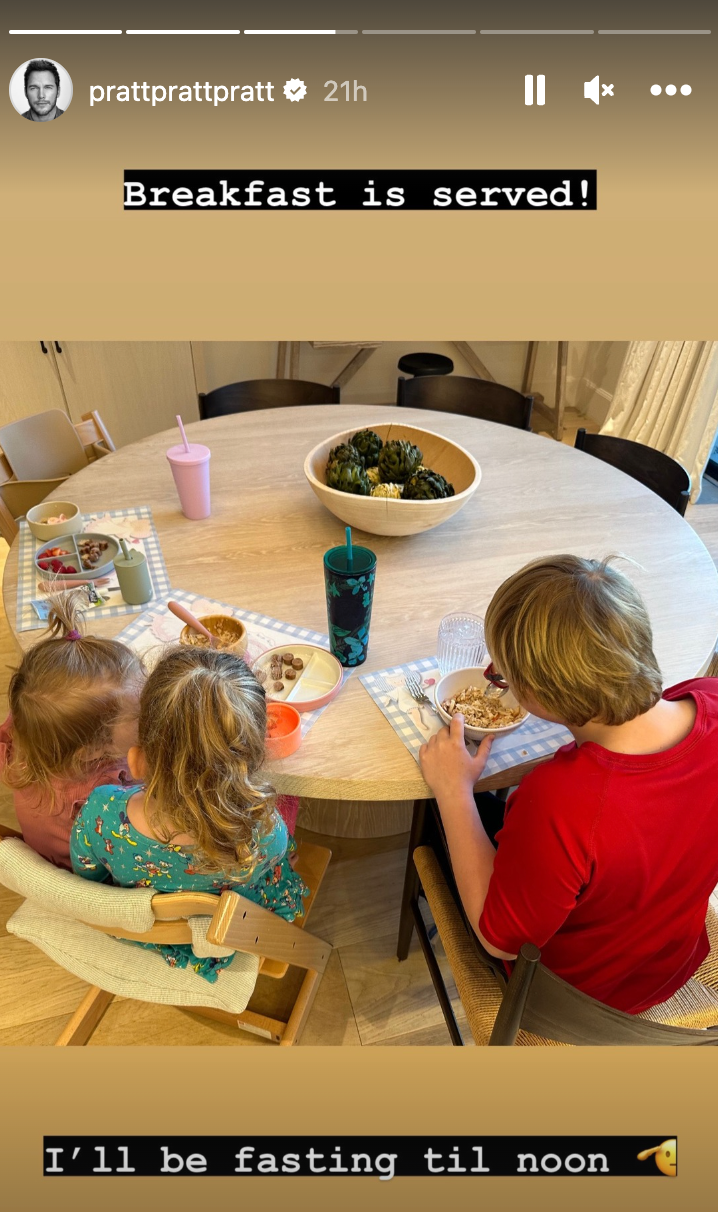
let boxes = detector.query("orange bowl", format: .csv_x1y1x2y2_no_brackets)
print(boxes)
265,703,302,760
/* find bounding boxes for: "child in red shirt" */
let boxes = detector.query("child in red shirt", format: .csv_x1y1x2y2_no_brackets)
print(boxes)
420,554,718,1013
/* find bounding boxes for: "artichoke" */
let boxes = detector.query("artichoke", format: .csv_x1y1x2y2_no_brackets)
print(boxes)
351,429,383,468
326,459,372,495
327,443,361,469
366,466,381,486
371,483,402,499
402,469,455,500
377,440,423,484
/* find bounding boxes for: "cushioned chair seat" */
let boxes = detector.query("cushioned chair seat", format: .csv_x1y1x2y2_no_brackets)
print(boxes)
6,902,258,1013
1,838,258,1014
0,838,156,932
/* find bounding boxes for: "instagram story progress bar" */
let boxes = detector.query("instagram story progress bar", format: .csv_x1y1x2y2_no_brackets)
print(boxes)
244,30,358,35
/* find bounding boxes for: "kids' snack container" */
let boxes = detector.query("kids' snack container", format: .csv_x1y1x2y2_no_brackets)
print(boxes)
113,546,153,605
166,442,211,520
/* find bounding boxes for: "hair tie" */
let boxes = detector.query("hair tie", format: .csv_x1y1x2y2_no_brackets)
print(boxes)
65,629,81,641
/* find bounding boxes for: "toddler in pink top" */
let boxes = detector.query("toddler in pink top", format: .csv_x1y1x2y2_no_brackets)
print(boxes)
0,589,143,869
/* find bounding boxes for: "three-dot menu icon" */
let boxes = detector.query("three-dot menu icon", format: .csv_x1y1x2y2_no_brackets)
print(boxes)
650,84,692,96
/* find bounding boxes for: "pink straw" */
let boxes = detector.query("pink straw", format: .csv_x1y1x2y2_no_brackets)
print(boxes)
176,414,190,454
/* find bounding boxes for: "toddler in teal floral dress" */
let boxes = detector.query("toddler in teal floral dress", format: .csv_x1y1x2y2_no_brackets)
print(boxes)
70,645,308,982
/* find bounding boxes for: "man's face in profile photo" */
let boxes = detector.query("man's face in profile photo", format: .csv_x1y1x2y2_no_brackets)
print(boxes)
24,61,62,121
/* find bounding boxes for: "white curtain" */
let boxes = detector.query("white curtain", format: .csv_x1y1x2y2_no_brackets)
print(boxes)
600,342,718,502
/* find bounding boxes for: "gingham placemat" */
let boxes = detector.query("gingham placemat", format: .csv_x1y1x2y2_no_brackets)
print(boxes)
114,588,351,740
360,657,573,777
16,506,171,632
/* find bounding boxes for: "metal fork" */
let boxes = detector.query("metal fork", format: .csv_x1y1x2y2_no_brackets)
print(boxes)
404,673,439,713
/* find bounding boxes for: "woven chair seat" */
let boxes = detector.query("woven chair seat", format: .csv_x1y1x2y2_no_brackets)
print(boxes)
414,845,718,1045
413,845,563,1045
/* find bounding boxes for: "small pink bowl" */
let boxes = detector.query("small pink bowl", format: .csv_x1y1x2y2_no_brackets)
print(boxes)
265,703,302,760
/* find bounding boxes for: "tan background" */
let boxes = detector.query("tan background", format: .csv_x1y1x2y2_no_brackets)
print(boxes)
2,4,718,1204
0,1049,705,1208
1,3,716,335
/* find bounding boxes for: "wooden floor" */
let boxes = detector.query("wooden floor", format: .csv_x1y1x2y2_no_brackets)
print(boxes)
2,482,718,1047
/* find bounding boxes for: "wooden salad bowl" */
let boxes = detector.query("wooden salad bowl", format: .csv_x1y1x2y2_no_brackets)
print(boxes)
303,422,481,537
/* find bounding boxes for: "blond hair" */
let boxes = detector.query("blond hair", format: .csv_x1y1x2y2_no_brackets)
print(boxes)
484,555,663,727
4,588,144,805
138,645,275,874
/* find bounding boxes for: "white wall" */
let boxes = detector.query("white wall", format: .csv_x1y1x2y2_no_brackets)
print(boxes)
198,341,529,403
197,340,628,424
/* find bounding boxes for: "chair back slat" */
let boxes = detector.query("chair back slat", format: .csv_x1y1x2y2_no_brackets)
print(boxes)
79,410,116,452
574,429,691,515
398,375,533,431
210,889,331,973
516,961,718,1045
0,410,87,481
488,944,541,1044
150,890,225,919
200,379,340,419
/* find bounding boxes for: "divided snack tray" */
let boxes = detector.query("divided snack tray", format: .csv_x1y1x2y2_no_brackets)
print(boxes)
253,643,343,713
34,532,120,582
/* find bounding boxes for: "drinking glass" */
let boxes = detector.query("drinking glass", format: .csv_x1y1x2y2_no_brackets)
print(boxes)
437,612,486,675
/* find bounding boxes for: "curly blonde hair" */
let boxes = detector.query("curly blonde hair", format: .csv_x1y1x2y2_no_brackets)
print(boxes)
4,588,144,806
484,554,663,727
138,645,276,875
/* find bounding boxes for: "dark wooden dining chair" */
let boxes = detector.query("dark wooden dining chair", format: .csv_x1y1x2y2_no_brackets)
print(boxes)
574,428,691,515
412,842,718,1046
397,375,533,431
198,379,340,419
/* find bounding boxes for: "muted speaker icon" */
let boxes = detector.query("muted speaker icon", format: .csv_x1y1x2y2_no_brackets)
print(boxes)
584,75,614,104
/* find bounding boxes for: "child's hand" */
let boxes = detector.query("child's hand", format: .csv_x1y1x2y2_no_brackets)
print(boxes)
419,714,493,800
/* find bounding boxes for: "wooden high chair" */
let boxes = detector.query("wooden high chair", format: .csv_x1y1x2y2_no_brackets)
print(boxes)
0,825,331,1046
0,410,116,543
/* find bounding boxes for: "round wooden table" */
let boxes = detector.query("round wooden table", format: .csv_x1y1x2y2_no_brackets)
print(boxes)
4,406,718,818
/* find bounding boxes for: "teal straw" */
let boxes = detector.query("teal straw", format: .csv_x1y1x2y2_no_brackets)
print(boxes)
119,538,132,561
345,526,353,571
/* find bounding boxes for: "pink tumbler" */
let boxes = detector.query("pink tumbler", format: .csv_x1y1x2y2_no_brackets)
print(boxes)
166,443,211,520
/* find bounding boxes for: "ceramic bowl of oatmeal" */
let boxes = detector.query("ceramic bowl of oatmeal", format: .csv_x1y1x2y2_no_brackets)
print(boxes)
434,666,528,740
179,614,247,655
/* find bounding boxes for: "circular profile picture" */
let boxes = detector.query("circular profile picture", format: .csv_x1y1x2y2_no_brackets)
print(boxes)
9,58,73,122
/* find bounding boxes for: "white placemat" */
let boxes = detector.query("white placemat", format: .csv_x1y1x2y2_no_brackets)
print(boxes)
16,506,170,632
114,589,351,739
360,657,573,777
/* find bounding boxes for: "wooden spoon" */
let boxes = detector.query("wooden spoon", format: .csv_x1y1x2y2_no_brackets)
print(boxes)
167,600,218,648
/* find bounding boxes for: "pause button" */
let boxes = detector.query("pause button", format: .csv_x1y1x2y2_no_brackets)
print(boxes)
525,74,546,106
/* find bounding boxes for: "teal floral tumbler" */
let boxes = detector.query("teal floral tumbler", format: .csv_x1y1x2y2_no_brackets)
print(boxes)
323,543,377,666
